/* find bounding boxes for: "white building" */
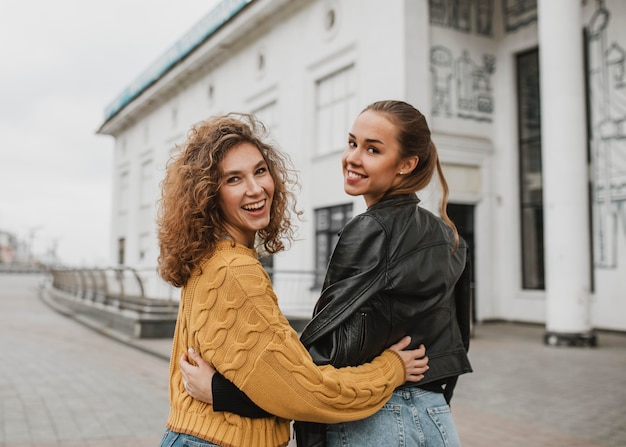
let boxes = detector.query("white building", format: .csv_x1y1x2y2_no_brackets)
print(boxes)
97,0,626,342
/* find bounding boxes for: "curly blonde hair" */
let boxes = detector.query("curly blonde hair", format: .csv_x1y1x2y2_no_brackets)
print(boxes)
157,113,300,287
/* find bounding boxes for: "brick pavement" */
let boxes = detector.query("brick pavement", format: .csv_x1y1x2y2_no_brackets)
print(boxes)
0,273,170,447
2,272,626,446
452,325,626,447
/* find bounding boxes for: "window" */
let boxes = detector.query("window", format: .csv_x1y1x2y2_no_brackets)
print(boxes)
138,232,150,262
139,159,154,208
119,170,129,213
516,48,544,289
118,237,125,266
252,101,278,135
259,254,274,282
315,65,358,156
314,203,353,285
171,107,178,128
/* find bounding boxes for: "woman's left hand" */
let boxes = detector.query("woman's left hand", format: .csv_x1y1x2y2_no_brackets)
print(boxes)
180,348,216,404
388,336,429,382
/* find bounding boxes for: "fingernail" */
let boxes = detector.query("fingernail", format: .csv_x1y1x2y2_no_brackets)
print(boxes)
188,348,195,353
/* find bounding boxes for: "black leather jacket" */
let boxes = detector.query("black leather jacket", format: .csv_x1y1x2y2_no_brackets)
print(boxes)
210,194,472,417
301,194,472,392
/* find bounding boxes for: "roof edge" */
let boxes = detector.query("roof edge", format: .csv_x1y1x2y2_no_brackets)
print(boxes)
100,0,253,126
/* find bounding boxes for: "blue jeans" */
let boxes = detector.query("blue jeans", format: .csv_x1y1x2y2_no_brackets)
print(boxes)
159,429,220,447
326,387,461,447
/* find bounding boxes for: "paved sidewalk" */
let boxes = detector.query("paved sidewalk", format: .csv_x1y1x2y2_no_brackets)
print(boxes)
2,272,626,446
1,273,170,447
452,324,626,447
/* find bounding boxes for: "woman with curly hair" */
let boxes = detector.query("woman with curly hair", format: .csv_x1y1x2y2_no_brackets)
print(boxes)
157,113,429,447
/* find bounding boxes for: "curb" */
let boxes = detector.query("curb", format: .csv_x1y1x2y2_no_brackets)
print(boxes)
38,284,172,362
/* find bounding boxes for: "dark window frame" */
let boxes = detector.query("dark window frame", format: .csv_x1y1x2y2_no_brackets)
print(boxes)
314,203,353,287
516,48,545,290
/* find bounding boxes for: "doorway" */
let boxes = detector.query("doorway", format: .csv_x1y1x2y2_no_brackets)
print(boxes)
447,204,476,325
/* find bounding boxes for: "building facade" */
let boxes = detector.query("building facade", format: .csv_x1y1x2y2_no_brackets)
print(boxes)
97,0,626,340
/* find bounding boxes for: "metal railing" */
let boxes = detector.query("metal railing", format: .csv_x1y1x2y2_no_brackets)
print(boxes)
0,263,46,274
47,266,176,314
267,268,321,318
45,265,322,318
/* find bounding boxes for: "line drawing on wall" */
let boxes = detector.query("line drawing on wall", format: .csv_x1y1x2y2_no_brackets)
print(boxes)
429,0,494,36
431,46,454,117
503,0,537,32
430,46,496,122
429,0,537,35
587,0,626,269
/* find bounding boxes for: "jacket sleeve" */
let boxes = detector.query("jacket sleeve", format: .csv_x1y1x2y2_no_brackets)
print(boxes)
300,215,390,362
455,251,472,354
212,372,271,418
193,260,406,424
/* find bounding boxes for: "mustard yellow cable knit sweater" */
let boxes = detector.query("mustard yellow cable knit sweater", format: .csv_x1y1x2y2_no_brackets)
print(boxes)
165,240,406,447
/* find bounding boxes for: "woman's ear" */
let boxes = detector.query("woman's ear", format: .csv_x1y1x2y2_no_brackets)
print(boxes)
400,156,419,175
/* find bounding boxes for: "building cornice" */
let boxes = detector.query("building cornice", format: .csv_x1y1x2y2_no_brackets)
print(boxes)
97,0,292,136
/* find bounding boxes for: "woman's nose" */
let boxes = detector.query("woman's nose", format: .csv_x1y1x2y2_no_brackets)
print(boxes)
246,177,264,195
345,148,360,165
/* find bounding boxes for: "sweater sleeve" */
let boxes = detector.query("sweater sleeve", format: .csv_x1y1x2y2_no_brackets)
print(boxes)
192,256,406,424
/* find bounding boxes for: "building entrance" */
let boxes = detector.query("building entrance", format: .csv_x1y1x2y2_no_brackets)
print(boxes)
447,203,476,325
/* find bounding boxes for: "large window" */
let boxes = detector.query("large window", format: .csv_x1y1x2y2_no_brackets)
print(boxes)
252,100,278,132
139,159,154,208
118,170,129,214
516,48,545,289
315,65,358,156
314,203,353,285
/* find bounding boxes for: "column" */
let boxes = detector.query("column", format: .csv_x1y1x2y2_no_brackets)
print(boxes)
537,0,596,346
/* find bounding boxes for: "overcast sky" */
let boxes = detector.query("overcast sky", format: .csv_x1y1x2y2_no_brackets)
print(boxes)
0,0,219,266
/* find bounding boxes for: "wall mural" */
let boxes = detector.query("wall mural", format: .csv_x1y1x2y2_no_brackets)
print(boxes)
502,0,537,32
429,0,494,36
587,0,626,269
429,0,537,35
428,1,496,122
430,46,496,122
428,0,625,269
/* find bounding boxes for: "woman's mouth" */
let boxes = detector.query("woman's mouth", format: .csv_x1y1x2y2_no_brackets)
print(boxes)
242,200,266,212
346,170,366,180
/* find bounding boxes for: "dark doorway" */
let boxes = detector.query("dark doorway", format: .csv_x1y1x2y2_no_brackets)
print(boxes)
448,204,476,325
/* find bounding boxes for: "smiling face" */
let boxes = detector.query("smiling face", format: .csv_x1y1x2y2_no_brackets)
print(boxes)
343,110,417,207
218,142,275,247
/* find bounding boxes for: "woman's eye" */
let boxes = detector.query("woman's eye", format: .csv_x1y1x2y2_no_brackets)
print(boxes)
348,140,357,148
367,146,379,154
226,176,239,184
256,167,267,175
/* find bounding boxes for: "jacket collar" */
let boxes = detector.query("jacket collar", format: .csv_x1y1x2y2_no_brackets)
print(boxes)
368,193,420,211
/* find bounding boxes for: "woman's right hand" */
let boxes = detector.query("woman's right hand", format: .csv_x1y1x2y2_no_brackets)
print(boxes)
180,348,216,404
388,336,429,382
